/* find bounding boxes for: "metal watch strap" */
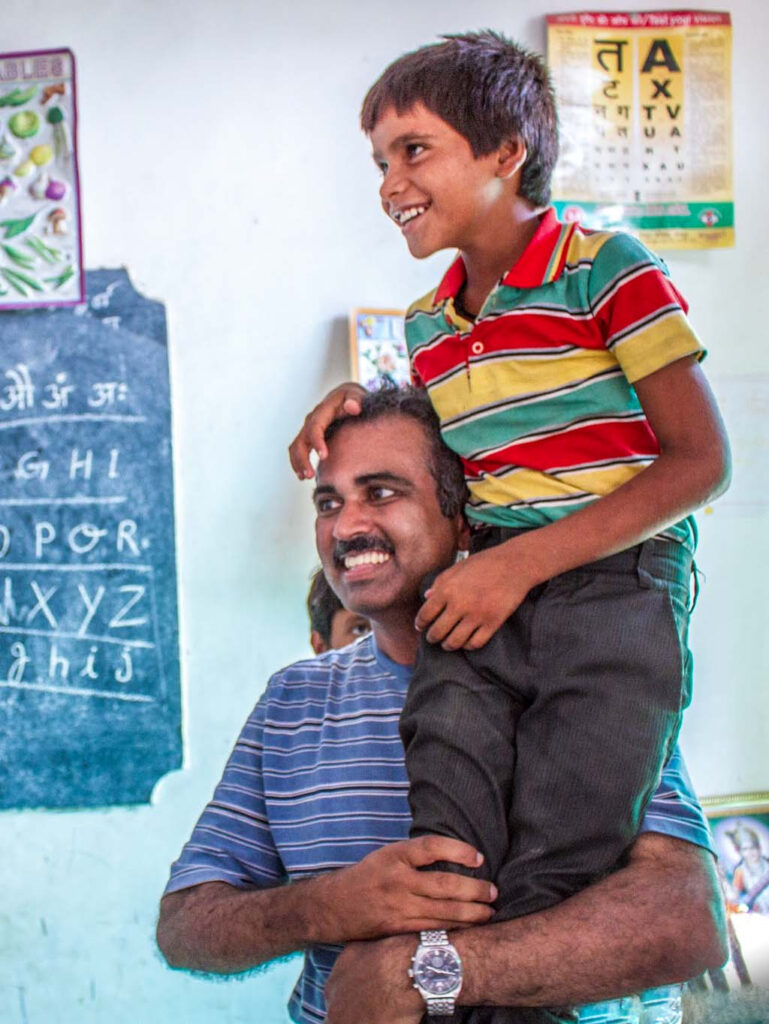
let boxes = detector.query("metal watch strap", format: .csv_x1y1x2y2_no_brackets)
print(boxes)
419,930,459,1017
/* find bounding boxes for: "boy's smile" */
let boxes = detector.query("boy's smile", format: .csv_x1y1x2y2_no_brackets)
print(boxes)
369,102,521,263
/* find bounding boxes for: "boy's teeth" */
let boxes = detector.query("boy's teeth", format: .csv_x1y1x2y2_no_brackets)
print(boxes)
396,205,426,224
344,551,391,569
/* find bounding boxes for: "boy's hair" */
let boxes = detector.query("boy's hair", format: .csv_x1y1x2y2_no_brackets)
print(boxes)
307,568,344,645
360,30,558,207
324,385,468,520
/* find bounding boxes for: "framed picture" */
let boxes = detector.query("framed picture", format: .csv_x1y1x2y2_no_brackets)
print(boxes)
349,308,410,389
701,793,769,990
704,794,769,915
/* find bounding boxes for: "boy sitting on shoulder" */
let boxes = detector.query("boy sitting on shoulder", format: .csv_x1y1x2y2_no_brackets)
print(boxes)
290,31,730,1024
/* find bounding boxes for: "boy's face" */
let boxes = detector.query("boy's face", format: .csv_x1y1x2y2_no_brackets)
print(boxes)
370,102,514,259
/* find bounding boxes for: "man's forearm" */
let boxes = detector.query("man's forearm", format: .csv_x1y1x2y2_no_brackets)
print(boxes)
326,834,729,1023
157,879,328,973
455,834,727,1007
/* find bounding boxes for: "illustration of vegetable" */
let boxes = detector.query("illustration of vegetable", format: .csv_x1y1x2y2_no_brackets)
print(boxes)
47,208,68,235
0,133,17,163
0,213,36,238
0,177,17,203
45,179,67,201
2,243,36,270
45,264,74,289
25,235,62,263
14,159,34,177
0,85,37,107
1,266,43,294
30,172,49,200
41,83,65,105
8,110,40,139
29,144,53,166
46,107,72,165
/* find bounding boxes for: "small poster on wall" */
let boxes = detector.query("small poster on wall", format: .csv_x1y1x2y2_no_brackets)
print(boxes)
0,48,83,308
547,11,734,249
349,308,410,388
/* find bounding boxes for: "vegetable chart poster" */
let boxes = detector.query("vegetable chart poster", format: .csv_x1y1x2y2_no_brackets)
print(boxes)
0,48,83,308
547,11,734,250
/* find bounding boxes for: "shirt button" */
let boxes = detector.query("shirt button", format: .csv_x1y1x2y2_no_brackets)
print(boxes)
471,341,484,355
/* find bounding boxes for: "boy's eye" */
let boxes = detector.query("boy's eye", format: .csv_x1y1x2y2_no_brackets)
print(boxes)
405,143,425,159
350,618,371,638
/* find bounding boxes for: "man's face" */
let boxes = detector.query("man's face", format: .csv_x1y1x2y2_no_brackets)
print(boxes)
370,102,509,260
313,415,466,620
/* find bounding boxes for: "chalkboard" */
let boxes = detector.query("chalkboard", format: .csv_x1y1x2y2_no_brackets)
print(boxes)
0,269,181,808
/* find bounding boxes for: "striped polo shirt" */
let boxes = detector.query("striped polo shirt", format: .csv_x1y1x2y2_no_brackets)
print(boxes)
405,209,705,552
164,634,714,1024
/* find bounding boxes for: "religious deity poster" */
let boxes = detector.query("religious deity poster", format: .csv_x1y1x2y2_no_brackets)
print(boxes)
547,11,734,249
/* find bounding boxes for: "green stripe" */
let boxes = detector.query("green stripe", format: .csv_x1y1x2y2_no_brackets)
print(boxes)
553,201,734,233
441,374,642,454
468,502,697,553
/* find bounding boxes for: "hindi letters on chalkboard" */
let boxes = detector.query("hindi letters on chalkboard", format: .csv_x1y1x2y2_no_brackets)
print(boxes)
0,268,181,808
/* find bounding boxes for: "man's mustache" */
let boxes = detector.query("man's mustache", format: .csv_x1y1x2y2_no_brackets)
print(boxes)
333,535,394,563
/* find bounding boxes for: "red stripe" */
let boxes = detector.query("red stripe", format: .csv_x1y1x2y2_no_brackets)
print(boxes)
597,267,688,337
471,419,660,473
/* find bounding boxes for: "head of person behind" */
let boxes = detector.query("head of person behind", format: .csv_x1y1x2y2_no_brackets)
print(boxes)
306,567,371,654
313,385,469,664
360,30,558,265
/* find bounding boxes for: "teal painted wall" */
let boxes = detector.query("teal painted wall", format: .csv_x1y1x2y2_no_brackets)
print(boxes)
1,0,767,1020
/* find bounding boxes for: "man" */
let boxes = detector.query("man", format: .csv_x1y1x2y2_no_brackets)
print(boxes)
157,387,727,1024
307,566,371,654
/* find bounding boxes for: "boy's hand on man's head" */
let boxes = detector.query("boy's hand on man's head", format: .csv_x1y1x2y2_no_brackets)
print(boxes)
289,382,367,479
415,543,538,651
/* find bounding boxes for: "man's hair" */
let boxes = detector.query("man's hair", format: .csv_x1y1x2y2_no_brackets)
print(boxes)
307,568,343,644
324,385,468,519
360,30,558,207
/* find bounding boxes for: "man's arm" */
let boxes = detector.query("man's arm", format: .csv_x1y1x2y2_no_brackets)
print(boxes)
156,835,496,973
325,834,729,1024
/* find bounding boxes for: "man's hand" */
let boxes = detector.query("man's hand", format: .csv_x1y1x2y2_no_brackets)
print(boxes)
289,382,367,479
415,542,538,650
320,835,496,941
326,935,423,1024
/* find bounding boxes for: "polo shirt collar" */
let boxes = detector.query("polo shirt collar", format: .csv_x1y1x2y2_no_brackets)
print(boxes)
432,207,576,306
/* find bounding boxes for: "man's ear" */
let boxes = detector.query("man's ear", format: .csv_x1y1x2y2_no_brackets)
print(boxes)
310,630,329,655
496,137,527,180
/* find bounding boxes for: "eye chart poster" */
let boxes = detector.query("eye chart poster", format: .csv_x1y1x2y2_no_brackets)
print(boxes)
0,48,84,308
547,11,733,249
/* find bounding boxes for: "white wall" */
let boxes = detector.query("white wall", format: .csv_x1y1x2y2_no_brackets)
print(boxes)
0,1,767,1021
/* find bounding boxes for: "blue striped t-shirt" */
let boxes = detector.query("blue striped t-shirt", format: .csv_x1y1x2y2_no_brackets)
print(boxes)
164,634,713,1024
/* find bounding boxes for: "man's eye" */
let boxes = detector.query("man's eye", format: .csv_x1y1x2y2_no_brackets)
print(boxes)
315,497,341,514
369,486,396,501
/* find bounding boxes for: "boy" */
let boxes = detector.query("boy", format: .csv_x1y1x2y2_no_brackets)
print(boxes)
290,31,729,1021
307,566,371,653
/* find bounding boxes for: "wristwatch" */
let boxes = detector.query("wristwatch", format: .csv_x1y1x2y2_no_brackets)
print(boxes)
408,929,463,1016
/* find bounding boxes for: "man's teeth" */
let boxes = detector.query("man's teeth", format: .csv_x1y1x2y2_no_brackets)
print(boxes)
344,551,391,569
394,205,426,225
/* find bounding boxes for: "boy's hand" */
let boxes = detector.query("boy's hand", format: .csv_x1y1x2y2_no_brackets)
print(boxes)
415,544,537,650
289,382,367,479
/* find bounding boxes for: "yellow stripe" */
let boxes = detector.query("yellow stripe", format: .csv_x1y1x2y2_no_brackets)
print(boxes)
407,288,439,317
469,466,584,505
428,346,619,420
564,227,615,264
554,461,650,495
613,314,705,383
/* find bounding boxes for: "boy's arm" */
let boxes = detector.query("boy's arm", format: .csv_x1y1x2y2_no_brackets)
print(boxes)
417,354,731,649
157,836,496,973
289,382,368,479
325,833,728,1024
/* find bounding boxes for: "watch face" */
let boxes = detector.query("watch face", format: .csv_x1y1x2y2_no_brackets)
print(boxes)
414,947,461,995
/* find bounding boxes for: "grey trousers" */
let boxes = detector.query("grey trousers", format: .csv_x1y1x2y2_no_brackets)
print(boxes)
400,529,694,1024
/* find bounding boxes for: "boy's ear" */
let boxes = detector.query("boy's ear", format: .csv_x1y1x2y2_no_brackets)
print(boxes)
310,630,329,655
496,137,527,180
